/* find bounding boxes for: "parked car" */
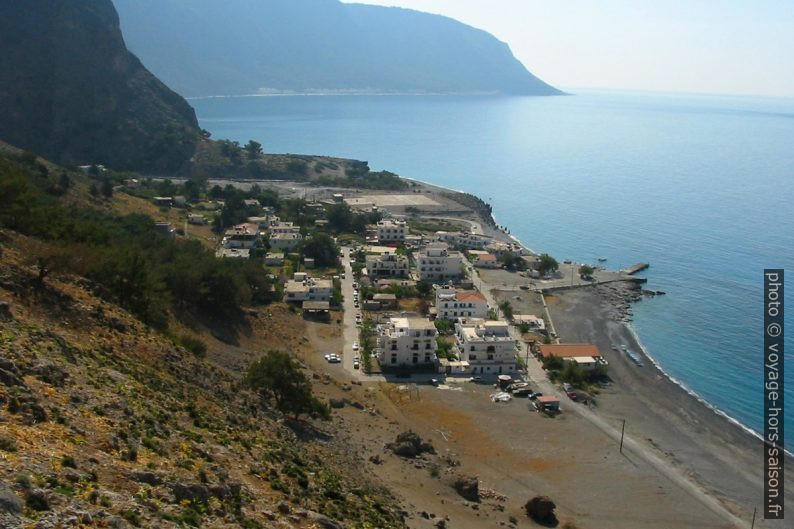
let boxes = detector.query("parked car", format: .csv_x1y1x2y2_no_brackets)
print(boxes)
353,360,360,369
528,392,543,400
430,378,441,386
327,356,341,364
352,341,360,351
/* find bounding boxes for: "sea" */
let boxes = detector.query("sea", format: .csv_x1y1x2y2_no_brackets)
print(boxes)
191,89,794,449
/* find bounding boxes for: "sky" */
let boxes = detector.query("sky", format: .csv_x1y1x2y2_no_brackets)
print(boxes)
343,0,794,98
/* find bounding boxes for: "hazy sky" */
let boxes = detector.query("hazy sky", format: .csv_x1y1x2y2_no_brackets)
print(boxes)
344,0,794,97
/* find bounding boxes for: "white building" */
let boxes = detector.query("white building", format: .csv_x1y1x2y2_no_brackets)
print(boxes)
222,223,261,249
215,248,250,259
365,252,409,279
513,314,546,333
415,244,464,283
283,275,333,303
435,287,488,320
377,317,438,368
474,253,500,269
269,221,301,236
435,231,491,250
455,319,518,375
269,232,303,251
376,220,407,243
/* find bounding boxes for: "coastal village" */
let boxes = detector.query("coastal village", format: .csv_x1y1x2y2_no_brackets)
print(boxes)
142,178,648,415
0,160,779,529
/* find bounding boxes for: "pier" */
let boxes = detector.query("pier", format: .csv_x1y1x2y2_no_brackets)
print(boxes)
624,263,650,275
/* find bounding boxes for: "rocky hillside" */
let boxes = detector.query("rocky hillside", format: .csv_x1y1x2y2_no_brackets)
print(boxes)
0,0,200,173
0,155,404,528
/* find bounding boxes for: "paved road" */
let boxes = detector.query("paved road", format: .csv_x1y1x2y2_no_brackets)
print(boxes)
339,247,360,375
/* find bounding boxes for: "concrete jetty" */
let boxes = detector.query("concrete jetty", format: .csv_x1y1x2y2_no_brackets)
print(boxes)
624,263,650,275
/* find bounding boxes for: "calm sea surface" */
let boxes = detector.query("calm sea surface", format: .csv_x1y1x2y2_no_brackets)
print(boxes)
192,90,794,448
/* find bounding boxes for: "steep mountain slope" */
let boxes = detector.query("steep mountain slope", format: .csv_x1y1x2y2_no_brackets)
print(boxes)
0,0,200,173
0,153,404,528
113,0,560,97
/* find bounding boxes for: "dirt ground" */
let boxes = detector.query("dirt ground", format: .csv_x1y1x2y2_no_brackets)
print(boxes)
292,311,761,529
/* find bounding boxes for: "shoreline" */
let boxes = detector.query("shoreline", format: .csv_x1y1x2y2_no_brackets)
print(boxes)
423,176,782,454
625,320,794,458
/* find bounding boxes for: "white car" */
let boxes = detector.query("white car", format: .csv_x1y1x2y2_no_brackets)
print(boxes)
352,341,360,351
324,353,341,363
353,360,360,370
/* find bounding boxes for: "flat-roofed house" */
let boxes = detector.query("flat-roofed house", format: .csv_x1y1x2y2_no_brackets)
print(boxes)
222,223,261,249
415,244,464,283
376,220,407,243
455,319,517,375
376,317,438,369
365,252,409,279
283,277,333,303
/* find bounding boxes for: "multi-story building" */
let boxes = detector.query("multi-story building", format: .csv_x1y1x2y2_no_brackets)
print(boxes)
435,287,488,320
269,232,303,251
283,275,333,303
365,252,409,279
415,244,464,283
222,223,261,249
377,317,438,368
376,220,407,243
455,319,517,375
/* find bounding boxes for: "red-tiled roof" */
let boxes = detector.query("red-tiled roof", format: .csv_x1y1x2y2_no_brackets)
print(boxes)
538,344,602,359
456,290,486,302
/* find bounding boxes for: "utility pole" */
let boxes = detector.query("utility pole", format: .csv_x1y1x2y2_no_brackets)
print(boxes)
751,507,756,529
619,419,626,453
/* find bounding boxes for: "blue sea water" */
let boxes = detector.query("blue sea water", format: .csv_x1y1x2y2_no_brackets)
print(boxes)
191,90,794,449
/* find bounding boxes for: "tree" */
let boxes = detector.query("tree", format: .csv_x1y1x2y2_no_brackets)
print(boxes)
101,179,113,198
89,183,99,197
537,254,558,276
244,140,263,158
579,264,595,279
299,233,338,267
246,351,329,419
499,300,513,320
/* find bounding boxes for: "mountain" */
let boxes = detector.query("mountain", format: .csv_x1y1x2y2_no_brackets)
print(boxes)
113,0,561,97
0,0,201,173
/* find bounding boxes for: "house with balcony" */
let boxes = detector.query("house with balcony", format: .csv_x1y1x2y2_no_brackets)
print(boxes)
283,275,333,303
455,319,518,375
365,252,409,279
221,223,261,249
415,244,464,283
376,317,438,369
376,220,407,243
435,287,488,320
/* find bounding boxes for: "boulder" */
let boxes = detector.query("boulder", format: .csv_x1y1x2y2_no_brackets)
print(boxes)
129,471,163,486
0,483,22,514
451,475,479,502
524,495,557,526
386,431,435,458
171,482,210,505
329,398,346,409
0,301,11,322
302,509,344,529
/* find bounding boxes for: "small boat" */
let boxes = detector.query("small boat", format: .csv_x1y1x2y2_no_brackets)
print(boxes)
598,257,607,262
